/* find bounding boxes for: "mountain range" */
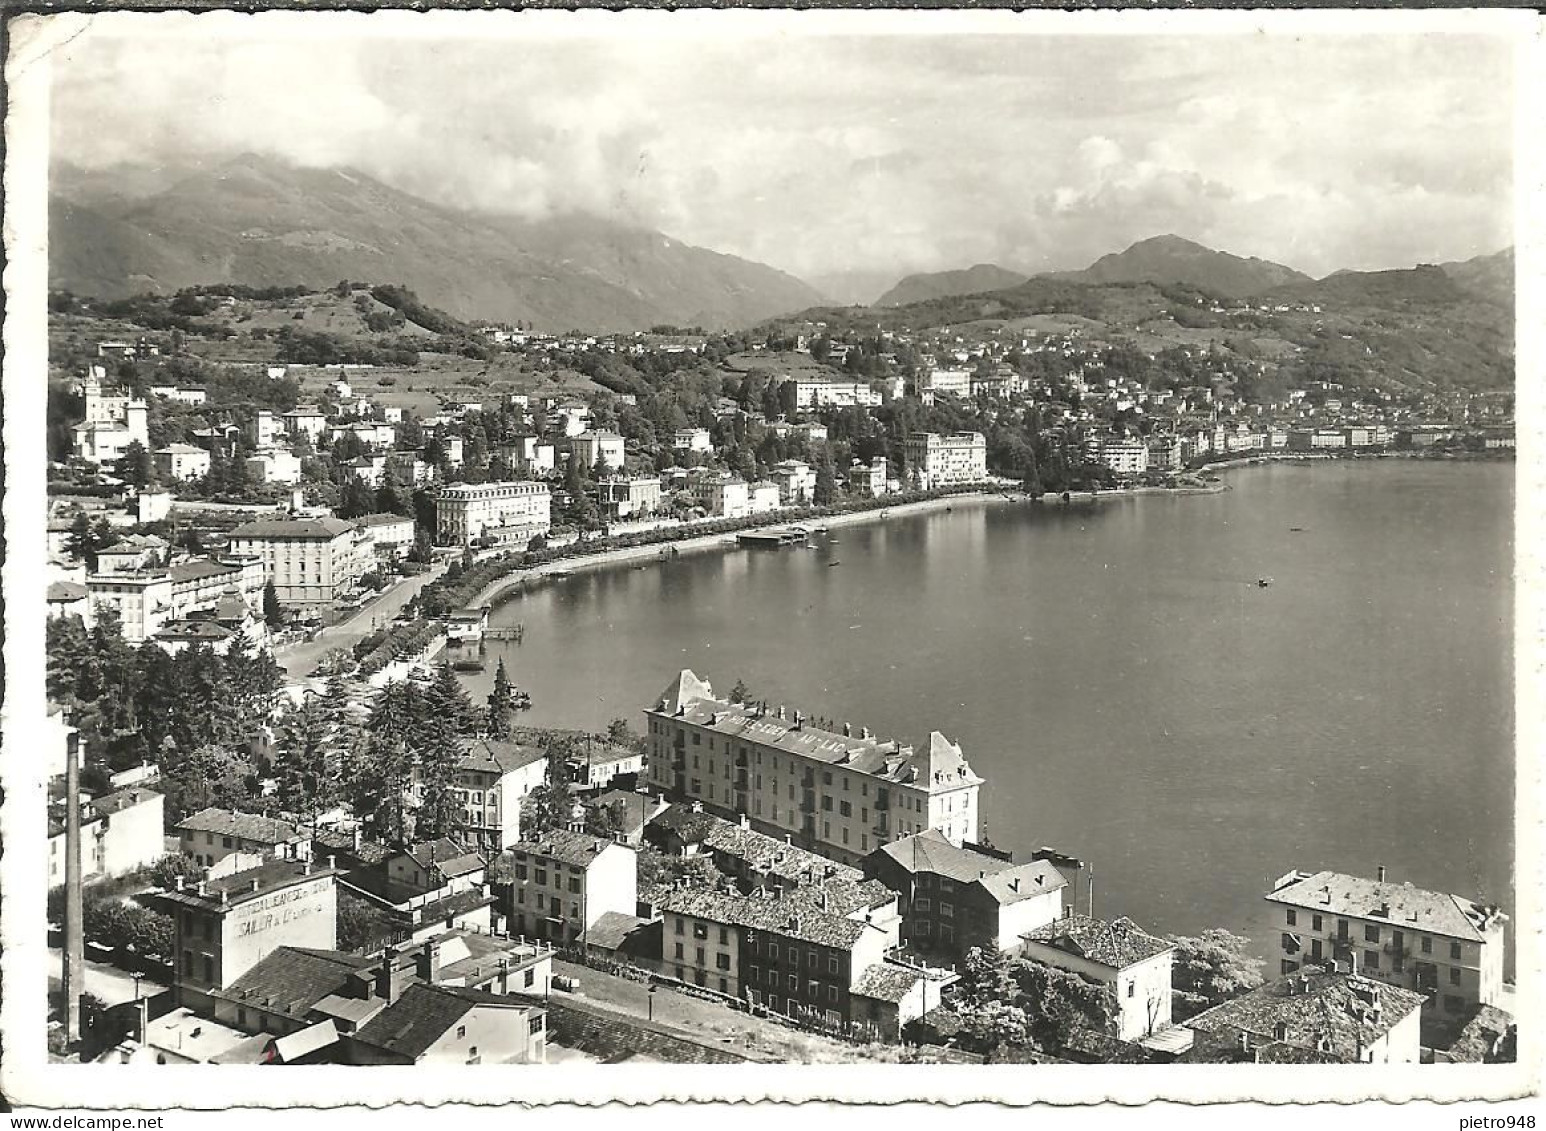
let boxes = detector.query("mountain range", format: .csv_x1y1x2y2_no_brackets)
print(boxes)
49,155,825,333
50,155,1514,337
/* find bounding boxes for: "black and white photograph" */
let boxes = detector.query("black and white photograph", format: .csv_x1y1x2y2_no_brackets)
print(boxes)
1,7,1538,1119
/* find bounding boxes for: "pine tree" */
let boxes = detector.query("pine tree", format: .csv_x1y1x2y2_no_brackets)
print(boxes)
272,696,339,827
262,581,284,628
427,661,480,737
522,735,575,837
486,658,516,740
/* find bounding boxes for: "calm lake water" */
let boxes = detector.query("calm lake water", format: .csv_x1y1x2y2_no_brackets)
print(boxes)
466,461,1515,966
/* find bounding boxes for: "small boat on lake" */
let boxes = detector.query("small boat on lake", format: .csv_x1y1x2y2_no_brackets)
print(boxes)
828,561,842,568
1257,577,1273,588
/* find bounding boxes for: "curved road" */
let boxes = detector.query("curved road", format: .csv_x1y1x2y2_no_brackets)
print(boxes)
274,562,448,682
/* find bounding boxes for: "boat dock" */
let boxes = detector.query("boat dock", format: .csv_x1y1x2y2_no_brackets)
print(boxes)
737,527,810,548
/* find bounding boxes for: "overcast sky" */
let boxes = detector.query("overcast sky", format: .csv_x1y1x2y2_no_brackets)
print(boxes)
46,13,1517,284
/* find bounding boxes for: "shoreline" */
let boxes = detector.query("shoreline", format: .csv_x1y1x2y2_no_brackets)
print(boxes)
468,449,1505,611
472,491,1018,610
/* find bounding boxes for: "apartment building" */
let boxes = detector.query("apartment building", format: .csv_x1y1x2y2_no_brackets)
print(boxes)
157,859,340,1013
925,367,973,398
905,432,987,489
1265,868,1508,1020
357,513,416,558
245,449,304,485
595,476,662,523
690,474,751,519
177,808,311,869
435,481,553,547
572,430,626,470
448,738,550,855
1146,435,1183,472
227,515,370,609
792,379,881,409
154,444,212,482
771,460,817,505
673,428,714,453
48,786,165,888
280,407,328,443
864,829,1066,961
1097,439,1150,478
644,670,984,867
847,458,888,498
499,829,638,945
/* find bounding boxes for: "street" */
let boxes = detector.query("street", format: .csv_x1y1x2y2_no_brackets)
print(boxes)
47,948,167,1006
274,562,448,681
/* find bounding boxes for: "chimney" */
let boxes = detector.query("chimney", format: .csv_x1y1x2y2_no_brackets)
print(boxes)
739,813,750,830
843,723,852,737
196,880,207,896
175,876,185,892
417,939,441,983
1377,864,1387,883
353,826,363,852
1010,877,1020,893
377,946,400,1003
328,855,337,870
251,877,262,893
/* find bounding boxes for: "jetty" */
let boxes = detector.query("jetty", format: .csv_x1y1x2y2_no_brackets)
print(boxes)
737,527,809,549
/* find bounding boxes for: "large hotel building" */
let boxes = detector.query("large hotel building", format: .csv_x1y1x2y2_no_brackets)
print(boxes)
644,670,984,867
905,431,987,489
435,481,553,547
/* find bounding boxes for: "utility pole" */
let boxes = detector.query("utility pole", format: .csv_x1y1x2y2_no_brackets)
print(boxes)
63,725,85,1049
1088,863,1095,920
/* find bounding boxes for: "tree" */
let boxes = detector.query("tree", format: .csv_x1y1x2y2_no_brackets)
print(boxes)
813,453,836,506
605,717,640,750
522,735,576,838
956,999,1031,1053
117,440,154,490
957,946,1019,1011
148,853,205,890
262,580,284,628
427,661,481,737
1168,928,1265,1004
271,695,340,827
728,679,753,705
486,658,518,739
1012,958,1118,1049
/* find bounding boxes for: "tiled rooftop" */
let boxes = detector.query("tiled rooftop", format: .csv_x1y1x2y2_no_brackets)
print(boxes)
175,807,301,845
850,962,923,1004
1266,869,1506,942
505,828,629,869
649,670,982,792
1022,914,1173,970
1183,965,1427,1063
159,859,335,911
352,983,537,1060
212,946,373,1021
658,875,896,950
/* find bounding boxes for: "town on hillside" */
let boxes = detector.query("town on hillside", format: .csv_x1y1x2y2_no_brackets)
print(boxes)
38,269,1516,1067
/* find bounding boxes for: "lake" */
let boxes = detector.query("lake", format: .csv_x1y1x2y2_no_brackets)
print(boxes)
464,460,1515,967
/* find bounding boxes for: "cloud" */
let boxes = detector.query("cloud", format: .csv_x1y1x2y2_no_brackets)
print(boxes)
47,17,1516,282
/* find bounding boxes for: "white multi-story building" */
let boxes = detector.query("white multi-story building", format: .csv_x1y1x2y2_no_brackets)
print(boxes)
847,458,888,498
280,407,328,444
905,432,987,489
153,444,211,482
673,428,714,454
595,477,662,523
1265,868,1509,1021
1098,439,1149,477
771,460,817,504
572,431,626,472
747,482,782,515
435,481,553,547
245,449,303,485
85,556,266,642
227,516,370,608
1146,435,1183,472
72,370,149,465
645,670,985,867
792,379,881,409
926,367,974,399
500,829,638,946
690,474,750,519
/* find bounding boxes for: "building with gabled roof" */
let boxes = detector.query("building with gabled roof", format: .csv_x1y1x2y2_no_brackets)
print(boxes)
176,807,310,870
439,737,550,854
1264,867,1508,1020
348,982,547,1065
1181,963,1426,1064
644,669,984,866
209,946,376,1040
1020,914,1176,1042
864,828,1068,961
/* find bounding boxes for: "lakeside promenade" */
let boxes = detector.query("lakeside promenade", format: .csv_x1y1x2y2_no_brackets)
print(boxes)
465,491,1019,609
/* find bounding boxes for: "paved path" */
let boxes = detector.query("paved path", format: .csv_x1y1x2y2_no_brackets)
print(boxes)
47,948,167,1006
274,563,447,681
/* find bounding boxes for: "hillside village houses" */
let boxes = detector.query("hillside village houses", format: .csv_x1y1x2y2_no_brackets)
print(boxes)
497,828,638,945
644,670,984,867
154,443,212,482
1020,914,1177,1043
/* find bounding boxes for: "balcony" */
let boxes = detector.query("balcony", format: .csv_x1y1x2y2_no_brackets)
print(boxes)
800,770,817,788
799,790,817,814
734,770,750,790
1382,942,1410,958
874,790,890,811
873,814,890,835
